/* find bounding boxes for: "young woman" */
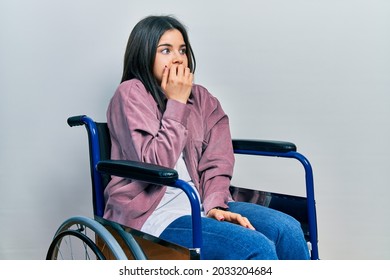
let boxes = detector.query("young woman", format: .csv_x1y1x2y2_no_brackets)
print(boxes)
104,15,310,260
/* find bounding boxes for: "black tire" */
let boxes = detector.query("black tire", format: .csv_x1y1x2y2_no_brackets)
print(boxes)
46,216,127,260
46,229,106,260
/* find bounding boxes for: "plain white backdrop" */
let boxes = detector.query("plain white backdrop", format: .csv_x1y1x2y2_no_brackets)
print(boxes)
1,0,389,259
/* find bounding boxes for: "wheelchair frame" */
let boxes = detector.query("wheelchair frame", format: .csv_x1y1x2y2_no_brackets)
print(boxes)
46,115,319,260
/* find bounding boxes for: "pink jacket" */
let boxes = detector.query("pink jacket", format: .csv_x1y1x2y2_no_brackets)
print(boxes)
103,79,235,230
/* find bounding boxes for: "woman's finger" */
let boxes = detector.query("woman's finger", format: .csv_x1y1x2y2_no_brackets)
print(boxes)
239,216,256,230
169,64,178,80
161,66,169,90
226,212,256,230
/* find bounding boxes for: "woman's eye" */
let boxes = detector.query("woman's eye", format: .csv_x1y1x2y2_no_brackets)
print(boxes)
159,48,186,55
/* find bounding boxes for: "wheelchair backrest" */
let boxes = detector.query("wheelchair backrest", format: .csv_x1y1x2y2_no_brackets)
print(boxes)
94,122,112,189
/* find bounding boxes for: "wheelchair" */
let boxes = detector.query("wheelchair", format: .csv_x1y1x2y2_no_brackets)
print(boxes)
46,115,319,260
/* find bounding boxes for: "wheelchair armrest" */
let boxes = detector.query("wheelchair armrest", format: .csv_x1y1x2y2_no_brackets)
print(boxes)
232,139,297,153
96,160,178,186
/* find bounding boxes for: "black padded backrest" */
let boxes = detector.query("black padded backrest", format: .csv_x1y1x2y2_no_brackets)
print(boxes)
95,122,112,189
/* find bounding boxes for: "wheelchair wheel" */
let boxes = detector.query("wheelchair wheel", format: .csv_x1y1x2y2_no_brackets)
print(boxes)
47,228,106,260
46,216,128,260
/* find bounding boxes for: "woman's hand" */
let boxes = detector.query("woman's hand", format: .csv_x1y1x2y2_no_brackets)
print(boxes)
161,64,193,104
207,208,256,230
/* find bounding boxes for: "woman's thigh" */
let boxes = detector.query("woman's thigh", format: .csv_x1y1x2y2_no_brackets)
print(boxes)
159,215,278,260
227,201,301,241
228,201,310,260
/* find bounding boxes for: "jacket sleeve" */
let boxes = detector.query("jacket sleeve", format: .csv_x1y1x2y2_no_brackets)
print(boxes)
197,91,235,214
107,80,191,168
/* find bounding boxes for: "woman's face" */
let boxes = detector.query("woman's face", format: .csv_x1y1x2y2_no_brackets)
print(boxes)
153,29,188,83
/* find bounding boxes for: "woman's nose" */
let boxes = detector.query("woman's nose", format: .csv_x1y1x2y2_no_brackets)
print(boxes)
172,52,184,64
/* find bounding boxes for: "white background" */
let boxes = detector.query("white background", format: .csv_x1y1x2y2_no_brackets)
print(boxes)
0,0,389,260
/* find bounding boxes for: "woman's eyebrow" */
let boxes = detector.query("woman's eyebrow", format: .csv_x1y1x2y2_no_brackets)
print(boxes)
157,43,186,48
157,43,172,48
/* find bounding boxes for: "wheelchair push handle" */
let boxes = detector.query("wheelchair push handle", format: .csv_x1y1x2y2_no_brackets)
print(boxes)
67,115,88,127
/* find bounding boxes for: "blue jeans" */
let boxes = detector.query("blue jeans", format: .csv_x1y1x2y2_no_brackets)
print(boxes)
159,201,310,260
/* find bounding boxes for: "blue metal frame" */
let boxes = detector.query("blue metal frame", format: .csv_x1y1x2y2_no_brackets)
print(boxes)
233,149,319,260
77,116,105,217
172,179,203,251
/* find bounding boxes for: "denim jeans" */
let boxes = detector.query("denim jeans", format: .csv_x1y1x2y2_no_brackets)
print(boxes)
159,201,310,260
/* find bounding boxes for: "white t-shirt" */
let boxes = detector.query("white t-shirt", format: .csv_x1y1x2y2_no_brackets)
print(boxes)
141,153,204,237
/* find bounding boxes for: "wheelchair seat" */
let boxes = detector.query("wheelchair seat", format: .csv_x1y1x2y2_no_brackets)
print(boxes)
46,115,319,260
